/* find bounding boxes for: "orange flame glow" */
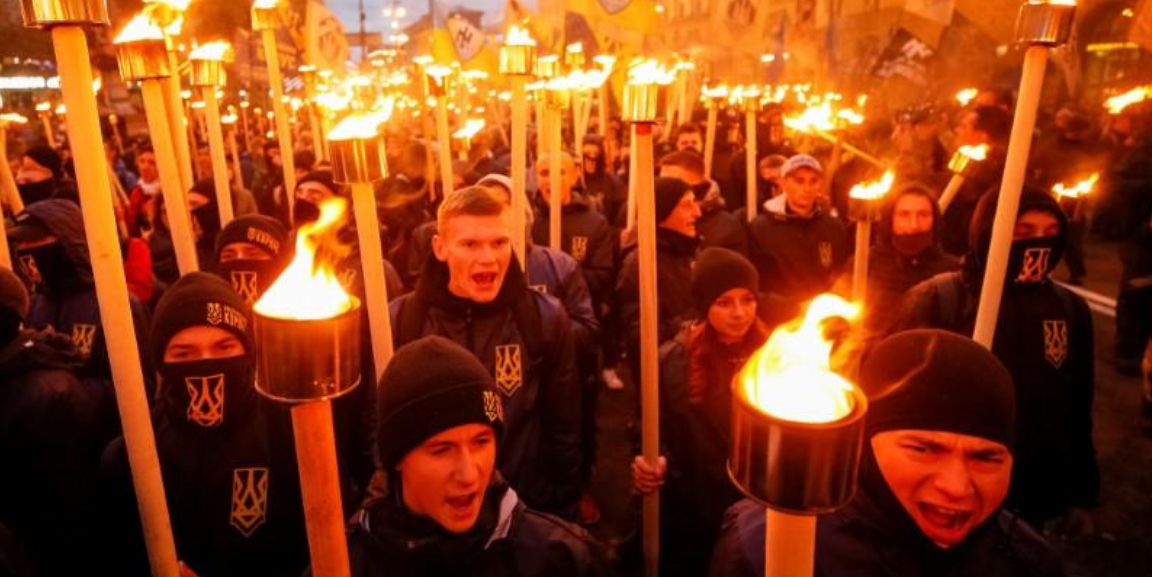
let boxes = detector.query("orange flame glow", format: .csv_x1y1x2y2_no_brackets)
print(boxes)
702,84,730,100
1052,173,1099,199
738,294,861,424
114,13,165,44
254,198,354,320
252,0,279,9
955,87,978,107
626,59,676,86
1105,86,1150,114
849,170,895,200
327,100,394,141
35,102,51,113
453,118,486,139
189,40,232,61
785,102,836,133
0,113,28,125
505,25,535,47
957,144,989,161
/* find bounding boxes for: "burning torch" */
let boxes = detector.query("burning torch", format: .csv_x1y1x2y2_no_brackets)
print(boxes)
938,144,989,214
972,0,1076,349
423,63,456,200
544,75,571,251
702,85,729,179
784,102,884,169
21,1,181,575
299,65,327,161
730,294,867,577
849,171,895,303
115,12,200,275
955,87,978,108
623,58,676,577
535,55,560,162
34,101,57,148
1104,86,1149,115
146,0,196,193
500,24,537,269
252,0,298,224
734,86,762,223
1053,173,1099,222
594,55,616,138
189,40,236,227
253,199,359,577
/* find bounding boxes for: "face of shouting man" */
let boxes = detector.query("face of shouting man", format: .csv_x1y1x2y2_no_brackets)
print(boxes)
433,207,513,303
397,423,497,534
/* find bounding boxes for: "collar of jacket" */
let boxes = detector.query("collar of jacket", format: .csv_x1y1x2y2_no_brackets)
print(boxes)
657,227,700,256
414,251,529,316
763,193,822,221
534,189,590,215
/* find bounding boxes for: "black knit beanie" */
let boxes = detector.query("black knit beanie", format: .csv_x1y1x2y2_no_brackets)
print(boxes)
654,176,692,225
377,336,505,469
691,247,759,314
150,272,253,366
297,169,342,196
214,214,289,261
24,145,62,178
861,329,1016,449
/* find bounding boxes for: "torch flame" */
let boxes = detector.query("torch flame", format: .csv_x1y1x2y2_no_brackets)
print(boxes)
848,170,895,200
0,113,28,125
254,198,354,320
626,59,676,86
1052,173,1099,199
593,54,617,72
453,118,486,139
739,294,861,424
1105,86,1150,114
836,108,865,125
189,40,232,61
505,25,536,47
785,102,836,133
327,99,395,141
55,104,66,115
957,144,989,161
114,13,166,44
703,84,730,99
252,0,279,9
955,87,978,107
35,102,51,113
144,0,192,11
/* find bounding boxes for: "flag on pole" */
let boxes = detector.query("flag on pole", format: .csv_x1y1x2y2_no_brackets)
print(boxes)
904,0,956,27
304,0,349,73
872,28,936,86
431,1,498,71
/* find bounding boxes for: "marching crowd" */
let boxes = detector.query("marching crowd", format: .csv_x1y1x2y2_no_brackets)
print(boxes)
4,84,1148,576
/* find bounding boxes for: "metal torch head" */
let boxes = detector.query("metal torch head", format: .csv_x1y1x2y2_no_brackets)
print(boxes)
622,83,660,124
189,59,226,88
251,4,279,31
253,298,362,402
20,0,108,27
116,39,171,81
1014,1,1076,47
729,383,867,514
499,44,537,76
329,136,388,184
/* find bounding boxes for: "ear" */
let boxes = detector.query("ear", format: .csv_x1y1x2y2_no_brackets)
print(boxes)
432,233,448,262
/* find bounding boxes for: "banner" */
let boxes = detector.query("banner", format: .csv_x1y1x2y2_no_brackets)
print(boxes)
431,1,498,71
872,28,936,85
305,0,349,73
904,0,955,27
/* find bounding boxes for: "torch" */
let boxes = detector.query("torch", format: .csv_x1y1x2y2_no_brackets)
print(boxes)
221,111,245,191
424,63,455,200
453,119,485,162
115,12,200,275
253,199,359,577
500,25,537,269
955,87,978,108
938,144,989,213
702,85,729,179
1104,86,1149,115
189,40,236,227
730,294,867,577
35,101,57,148
594,55,616,138
0,112,29,268
299,65,327,161
1052,173,1099,222
623,58,676,577
736,86,762,223
544,76,571,251
972,0,1076,349
20,1,181,576
252,0,298,224
327,109,396,380
146,0,197,193
784,102,885,169
535,55,560,162
848,171,894,303
675,57,695,129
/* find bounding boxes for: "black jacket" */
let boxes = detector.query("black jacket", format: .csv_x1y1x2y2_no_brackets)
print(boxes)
0,330,102,577
346,480,615,577
697,180,750,257
525,245,599,359
531,192,617,312
389,257,583,518
941,148,1005,256
617,228,699,348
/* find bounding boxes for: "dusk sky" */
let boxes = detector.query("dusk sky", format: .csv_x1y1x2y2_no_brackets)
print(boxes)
326,0,532,35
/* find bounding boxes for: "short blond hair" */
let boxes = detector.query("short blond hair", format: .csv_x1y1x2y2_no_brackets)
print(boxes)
436,185,509,235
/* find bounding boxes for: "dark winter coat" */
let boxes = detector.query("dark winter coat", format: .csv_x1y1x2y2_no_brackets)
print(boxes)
941,147,1005,256
524,245,600,358
617,227,699,348
389,256,583,518
531,192,617,311
697,180,749,257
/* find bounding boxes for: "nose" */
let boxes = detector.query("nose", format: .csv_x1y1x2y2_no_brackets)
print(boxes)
453,448,481,485
932,454,976,501
731,300,749,319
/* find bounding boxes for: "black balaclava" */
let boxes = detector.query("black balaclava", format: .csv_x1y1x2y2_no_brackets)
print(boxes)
18,145,62,205
965,188,1067,285
214,215,290,306
293,170,339,227
189,179,222,253
151,272,257,432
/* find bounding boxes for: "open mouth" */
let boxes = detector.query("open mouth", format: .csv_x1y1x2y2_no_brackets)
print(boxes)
472,272,498,289
918,503,973,532
446,492,479,517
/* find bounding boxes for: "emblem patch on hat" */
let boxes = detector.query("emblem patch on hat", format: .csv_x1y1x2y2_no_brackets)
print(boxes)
230,271,260,305
231,468,269,537
483,390,504,423
819,242,833,269
246,227,281,255
1017,248,1052,283
206,302,248,331
17,254,41,290
70,323,97,357
186,374,225,427
495,344,523,397
570,236,589,262
1043,320,1068,368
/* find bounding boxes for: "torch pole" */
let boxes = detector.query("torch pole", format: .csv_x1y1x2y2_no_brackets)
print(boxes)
535,96,547,162
745,107,758,222
350,181,395,375
142,80,200,274
548,106,563,251
811,130,886,169
852,217,871,303
765,510,817,577
164,48,196,192
203,89,235,225
627,128,638,231
598,83,609,136
261,29,297,223
704,105,718,178
0,125,24,215
228,127,244,190
435,96,455,199
938,173,965,214
291,401,352,577
50,25,180,577
510,77,529,269
40,112,58,148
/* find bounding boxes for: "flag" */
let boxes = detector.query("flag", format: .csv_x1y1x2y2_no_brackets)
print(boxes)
431,1,498,71
872,28,936,86
904,0,955,27
304,0,349,73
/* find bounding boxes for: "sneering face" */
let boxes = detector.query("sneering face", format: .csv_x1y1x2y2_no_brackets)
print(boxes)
871,430,1012,548
433,212,513,303
398,423,497,534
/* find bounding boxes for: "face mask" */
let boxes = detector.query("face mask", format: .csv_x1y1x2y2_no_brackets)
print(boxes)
293,199,320,226
159,355,256,431
1008,236,1061,284
17,180,55,205
20,242,80,295
218,260,280,306
891,231,934,257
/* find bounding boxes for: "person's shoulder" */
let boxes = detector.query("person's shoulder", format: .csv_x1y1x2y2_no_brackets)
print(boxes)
510,506,613,570
993,512,1070,577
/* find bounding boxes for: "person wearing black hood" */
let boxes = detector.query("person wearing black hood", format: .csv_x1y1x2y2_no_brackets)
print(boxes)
710,329,1068,577
659,150,748,256
252,140,288,226
100,272,310,577
0,266,104,577
581,134,628,227
14,145,62,206
7,199,152,413
941,105,1011,256
390,186,583,519
188,178,226,272
213,214,290,306
835,183,959,340
344,336,614,577
892,190,1099,535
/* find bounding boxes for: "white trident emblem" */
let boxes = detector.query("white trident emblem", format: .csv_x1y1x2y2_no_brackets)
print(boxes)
1017,248,1052,283
185,374,225,427
1043,320,1068,368
230,271,260,305
71,323,97,357
494,344,523,397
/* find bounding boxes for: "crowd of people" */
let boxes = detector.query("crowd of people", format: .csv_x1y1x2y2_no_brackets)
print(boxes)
3,82,1146,576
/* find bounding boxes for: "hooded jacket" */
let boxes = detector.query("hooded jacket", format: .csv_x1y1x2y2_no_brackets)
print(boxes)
696,179,749,256
940,147,1006,256
531,191,617,311
345,478,614,577
892,192,1098,523
617,227,699,347
389,256,583,518
581,136,628,227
